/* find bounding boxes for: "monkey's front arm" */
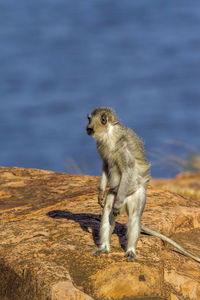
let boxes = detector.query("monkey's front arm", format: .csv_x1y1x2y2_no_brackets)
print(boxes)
113,151,136,216
113,171,130,216
98,164,108,207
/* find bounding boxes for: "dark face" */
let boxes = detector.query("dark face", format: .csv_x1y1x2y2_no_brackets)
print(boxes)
86,112,108,138
86,114,94,136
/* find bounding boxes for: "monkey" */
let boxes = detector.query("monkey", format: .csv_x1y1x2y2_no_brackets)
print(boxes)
86,107,200,263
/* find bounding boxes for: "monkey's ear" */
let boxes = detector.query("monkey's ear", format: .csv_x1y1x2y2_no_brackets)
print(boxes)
101,113,107,125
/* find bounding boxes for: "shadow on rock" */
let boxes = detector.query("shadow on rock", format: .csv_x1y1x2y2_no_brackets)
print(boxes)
47,210,127,250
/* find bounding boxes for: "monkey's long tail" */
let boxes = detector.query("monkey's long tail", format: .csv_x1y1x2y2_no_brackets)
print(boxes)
141,224,200,263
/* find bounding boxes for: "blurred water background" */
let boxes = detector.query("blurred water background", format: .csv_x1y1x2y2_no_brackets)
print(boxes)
0,0,200,178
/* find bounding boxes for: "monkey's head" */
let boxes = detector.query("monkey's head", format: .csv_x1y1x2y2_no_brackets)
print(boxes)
86,107,119,140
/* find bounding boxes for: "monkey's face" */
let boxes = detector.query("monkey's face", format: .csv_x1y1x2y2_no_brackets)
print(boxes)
86,112,108,140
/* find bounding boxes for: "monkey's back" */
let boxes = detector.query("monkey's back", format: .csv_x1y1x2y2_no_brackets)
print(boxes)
119,125,150,189
96,122,150,193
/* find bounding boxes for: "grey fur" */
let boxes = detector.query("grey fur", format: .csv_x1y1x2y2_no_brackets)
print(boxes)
86,107,200,263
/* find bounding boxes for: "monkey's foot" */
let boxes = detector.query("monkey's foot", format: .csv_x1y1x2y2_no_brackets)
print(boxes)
92,248,109,257
125,250,137,262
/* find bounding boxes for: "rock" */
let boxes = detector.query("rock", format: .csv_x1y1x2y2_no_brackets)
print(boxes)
0,167,200,300
151,172,200,201
51,281,93,300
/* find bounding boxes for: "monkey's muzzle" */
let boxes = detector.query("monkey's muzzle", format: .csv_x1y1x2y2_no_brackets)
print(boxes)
86,126,94,135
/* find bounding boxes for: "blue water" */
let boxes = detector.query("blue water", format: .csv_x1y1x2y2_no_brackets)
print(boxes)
0,0,200,177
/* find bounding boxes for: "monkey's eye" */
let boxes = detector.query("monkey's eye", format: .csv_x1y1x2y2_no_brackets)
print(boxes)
101,113,107,125
87,114,91,122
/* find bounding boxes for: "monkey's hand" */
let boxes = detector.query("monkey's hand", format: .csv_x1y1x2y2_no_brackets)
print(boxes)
113,207,120,217
113,199,122,216
98,190,105,208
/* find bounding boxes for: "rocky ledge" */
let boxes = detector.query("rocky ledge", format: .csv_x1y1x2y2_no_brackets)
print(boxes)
0,167,200,300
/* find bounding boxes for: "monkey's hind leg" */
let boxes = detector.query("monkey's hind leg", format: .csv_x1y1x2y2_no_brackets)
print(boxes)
93,192,115,256
125,187,146,262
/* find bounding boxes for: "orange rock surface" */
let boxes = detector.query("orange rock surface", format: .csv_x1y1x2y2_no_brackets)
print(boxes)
0,167,200,299
151,172,200,201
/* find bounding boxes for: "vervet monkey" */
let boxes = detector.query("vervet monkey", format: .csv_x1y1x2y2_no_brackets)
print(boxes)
86,107,200,263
